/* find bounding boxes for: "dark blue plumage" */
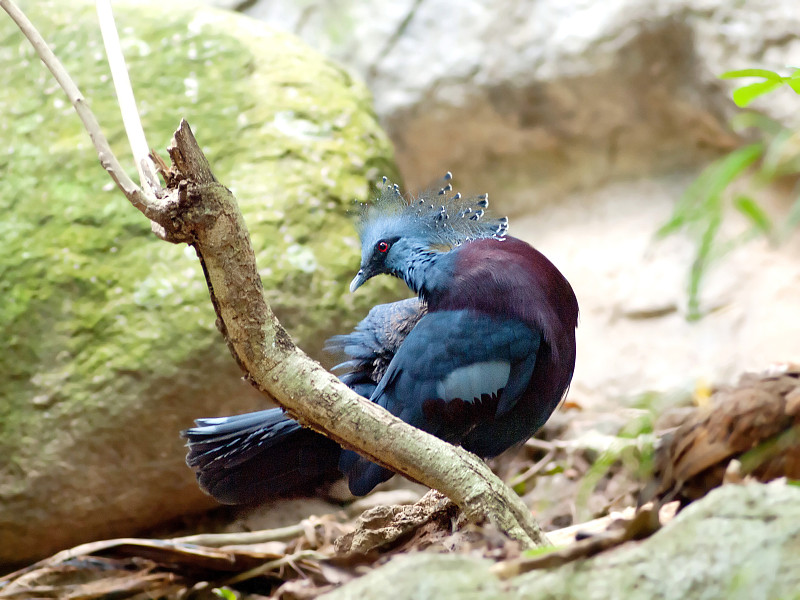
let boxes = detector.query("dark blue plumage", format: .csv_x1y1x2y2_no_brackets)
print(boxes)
183,174,578,502
327,297,426,399
185,409,340,504
338,308,541,495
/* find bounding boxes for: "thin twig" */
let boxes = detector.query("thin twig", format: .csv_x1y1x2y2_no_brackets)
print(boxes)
172,524,307,547
95,0,161,196
509,447,556,489
223,550,327,585
0,0,156,215
525,438,584,452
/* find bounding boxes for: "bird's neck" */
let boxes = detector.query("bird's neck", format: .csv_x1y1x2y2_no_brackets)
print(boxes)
399,244,457,301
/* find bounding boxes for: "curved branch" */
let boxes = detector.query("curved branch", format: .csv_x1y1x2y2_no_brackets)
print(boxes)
0,0,159,219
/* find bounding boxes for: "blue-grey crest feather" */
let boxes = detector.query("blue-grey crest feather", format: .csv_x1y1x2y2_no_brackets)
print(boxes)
357,172,509,247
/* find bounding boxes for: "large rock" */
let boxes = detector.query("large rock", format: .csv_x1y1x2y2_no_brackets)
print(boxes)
243,0,800,196
322,482,800,600
242,0,800,404
0,0,398,566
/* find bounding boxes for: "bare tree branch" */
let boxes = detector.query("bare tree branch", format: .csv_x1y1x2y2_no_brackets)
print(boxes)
1,0,549,548
95,0,161,196
0,0,160,218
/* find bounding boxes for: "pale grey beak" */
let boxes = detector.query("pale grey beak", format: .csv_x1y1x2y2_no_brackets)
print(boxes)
350,270,367,293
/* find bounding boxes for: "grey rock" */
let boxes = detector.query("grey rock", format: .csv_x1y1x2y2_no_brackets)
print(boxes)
243,0,800,198
515,482,800,599
321,482,800,600
320,553,508,600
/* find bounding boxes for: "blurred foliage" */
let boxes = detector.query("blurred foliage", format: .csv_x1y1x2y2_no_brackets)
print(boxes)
522,544,562,558
213,588,237,600
721,68,800,108
574,390,692,522
659,68,800,320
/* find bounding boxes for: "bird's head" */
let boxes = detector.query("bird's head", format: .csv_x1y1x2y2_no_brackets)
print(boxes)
349,173,509,292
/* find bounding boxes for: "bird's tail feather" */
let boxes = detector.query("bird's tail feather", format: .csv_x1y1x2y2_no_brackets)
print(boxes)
183,408,341,504
338,449,395,497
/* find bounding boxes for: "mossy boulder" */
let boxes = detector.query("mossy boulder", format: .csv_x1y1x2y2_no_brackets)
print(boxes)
323,482,800,600
0,0,401,566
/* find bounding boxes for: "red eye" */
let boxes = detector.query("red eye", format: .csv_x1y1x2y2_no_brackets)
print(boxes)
376,240,390,253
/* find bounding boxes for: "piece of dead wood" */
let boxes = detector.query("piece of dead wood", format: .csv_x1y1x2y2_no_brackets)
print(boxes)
334,490,459,557
173,524,306,547
0,533,322,599
646,364,800,505
1,537,285,578
174,514,352,553
490,502,676,579
0,556,182,600
0,511,364,600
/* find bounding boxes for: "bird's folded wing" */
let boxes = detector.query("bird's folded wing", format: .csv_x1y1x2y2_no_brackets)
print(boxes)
372,310,541,439
326,297,427,388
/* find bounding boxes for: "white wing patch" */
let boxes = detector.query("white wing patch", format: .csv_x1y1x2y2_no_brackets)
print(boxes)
435,360,511,403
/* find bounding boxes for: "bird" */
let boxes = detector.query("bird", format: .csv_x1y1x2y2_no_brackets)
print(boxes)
183,173,579,503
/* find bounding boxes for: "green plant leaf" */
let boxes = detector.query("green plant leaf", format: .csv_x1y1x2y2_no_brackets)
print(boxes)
213,588,237,600
732,80,784,107
757,127,797,180
720,69,784,81
733,195,773,235
687,212,722,320
665,66,800,320
786,78,800,95
729,112,784,136
657,143,763,237
702,144,763,200
522,544,563,558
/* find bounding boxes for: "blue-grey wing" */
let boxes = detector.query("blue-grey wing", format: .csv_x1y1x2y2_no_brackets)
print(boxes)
372,310,541,441
326,297,427,394
340,309,541,495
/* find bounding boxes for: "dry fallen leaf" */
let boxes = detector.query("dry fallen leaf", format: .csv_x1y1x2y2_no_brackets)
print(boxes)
647,365,800,505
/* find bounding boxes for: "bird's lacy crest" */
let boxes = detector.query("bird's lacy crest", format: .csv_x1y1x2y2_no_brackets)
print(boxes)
357,173,509,248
